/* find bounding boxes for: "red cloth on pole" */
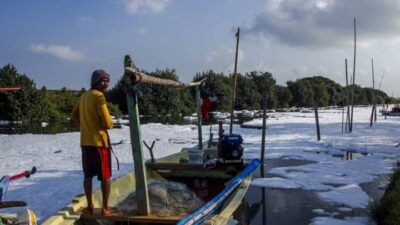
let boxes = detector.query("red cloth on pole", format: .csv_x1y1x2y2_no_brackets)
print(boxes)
0,87,21,92
201,98,212,121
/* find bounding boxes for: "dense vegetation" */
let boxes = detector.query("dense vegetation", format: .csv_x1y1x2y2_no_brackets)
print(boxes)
0,64,121,123
371,169,400,225
0,64,391,123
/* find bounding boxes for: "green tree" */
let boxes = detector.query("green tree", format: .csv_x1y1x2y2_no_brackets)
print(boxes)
0,64,46,122
193,70,232,112
276,85,292,108
235,74,261,110
247,71,277,108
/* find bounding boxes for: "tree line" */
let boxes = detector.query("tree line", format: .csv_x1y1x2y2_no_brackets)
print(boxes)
0,64,391,123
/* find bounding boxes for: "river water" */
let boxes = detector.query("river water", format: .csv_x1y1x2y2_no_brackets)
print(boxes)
0,119,387,224
232,158,386,225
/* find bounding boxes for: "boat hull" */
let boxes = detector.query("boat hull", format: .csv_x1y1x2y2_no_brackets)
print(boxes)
42,149,257,225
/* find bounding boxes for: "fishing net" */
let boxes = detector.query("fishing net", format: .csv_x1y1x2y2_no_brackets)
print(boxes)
118,180,204,217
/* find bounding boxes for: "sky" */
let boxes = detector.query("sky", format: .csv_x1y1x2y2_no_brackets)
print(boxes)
1,0,400,96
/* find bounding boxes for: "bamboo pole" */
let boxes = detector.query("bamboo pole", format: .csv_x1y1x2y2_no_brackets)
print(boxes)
229,27,240,134
349,17,357,132
124,67,184,87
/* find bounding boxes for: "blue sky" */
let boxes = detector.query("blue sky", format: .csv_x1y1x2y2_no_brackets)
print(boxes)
1,0,399,96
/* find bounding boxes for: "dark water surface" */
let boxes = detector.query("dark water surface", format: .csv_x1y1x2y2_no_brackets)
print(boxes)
0,116,188,134
232,158,383,225
0,122,80,134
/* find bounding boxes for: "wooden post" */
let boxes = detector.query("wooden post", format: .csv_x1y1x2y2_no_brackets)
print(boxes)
314,103,321,141
345,59,350,132
260,92,267,178
229,27,240,134
126,89,150,215
196,86,203,149
341,100,344,133
370,58,376,127
261,188,266,225
350,17,357,133
123,55,150,215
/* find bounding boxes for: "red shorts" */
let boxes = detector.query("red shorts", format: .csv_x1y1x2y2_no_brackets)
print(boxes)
81,146,112,181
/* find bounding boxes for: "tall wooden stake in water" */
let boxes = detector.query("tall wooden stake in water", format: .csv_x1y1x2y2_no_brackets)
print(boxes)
260,92,267,177
196,86,203,149
260,92,267,225
124,56,150,215
229,27,240,134
314,102,321,141
349,17,357,132
370,58,376,127
345,59,350,132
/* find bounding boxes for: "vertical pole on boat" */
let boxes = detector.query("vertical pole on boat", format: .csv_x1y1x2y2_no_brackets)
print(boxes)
124,56,150,215
350,17,357,133
196,86,203,149
260,92,267,178
229,27,240,134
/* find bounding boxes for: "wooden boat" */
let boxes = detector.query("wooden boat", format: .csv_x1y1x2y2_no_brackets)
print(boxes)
42,52,260,225
42,144,259,225
382,106,400,116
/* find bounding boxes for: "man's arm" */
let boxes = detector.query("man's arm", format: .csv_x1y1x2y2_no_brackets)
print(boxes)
96,94,113,129
70,103,80,124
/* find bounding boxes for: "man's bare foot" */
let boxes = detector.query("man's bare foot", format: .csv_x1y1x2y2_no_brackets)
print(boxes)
83,207,94,215
102,207,118,216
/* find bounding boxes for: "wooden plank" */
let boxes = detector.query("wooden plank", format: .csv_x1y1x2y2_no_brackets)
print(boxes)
125,55,150,215
146,162,206,170
81,210,182,224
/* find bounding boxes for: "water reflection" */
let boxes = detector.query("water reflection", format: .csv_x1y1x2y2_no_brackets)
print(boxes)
233,158,384,225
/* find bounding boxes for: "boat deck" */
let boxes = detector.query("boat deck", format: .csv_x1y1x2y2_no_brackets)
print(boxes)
81,209,182,224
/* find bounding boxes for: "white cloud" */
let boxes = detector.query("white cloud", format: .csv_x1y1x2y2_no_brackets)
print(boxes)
204,46,244,74
244,0,400,49
30,44,85,62
124,0,170,14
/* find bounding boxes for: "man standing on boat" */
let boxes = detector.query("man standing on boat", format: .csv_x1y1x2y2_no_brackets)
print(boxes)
71,69,116,216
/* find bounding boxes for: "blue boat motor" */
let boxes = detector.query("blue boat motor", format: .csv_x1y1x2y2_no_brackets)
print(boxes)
219,134,244,160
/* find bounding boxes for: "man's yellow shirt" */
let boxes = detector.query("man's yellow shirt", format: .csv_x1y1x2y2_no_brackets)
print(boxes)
71,89,113,147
